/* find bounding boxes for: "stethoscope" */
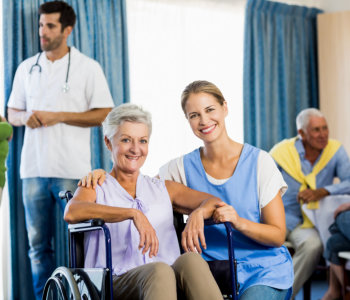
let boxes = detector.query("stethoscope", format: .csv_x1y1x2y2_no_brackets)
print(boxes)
29,47,71,93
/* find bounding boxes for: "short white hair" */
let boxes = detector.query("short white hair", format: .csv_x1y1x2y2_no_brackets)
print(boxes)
102,103,152,140
296,108,325,131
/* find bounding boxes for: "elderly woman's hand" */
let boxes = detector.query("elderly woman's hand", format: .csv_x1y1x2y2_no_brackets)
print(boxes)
212,202,241,229
181,208,206,254
132,209,159,258
78,169,107,189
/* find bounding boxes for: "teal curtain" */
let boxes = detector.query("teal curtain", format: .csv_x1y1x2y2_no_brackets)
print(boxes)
243,0,322,151
3,1,129,299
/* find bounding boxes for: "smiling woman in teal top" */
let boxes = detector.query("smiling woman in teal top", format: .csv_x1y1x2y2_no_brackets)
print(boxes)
158,81,293,299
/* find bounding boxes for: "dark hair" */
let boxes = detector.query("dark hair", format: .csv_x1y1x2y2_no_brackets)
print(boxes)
181,80,226,114
39,1,76,30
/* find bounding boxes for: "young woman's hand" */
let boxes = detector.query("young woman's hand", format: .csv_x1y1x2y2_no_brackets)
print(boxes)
78,169,107,189
181,208,206,253
212,202,241,229
132,209,159,258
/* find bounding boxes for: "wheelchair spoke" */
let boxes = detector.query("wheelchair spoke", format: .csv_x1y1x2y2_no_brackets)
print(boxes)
72,269,100,300
43,267,81,300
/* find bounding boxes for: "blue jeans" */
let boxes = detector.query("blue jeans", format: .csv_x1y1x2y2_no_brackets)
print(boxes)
324,210,350,265
240,285,290,300
22,177,79,300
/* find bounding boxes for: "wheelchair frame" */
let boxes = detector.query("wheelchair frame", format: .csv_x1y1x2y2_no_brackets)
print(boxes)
42,191,239,300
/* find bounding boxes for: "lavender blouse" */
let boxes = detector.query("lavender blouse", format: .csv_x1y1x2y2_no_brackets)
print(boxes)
84,173,181,275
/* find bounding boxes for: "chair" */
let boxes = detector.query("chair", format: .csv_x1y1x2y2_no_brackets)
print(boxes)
284,241,327,300
42,192,239,300
173,212,238,299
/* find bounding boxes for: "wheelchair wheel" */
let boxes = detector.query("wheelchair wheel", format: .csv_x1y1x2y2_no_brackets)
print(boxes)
72,269,100,300
43,267,81,300
42,276,68,300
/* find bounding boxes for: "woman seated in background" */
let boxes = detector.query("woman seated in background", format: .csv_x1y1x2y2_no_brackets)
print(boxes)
64,104,223,300
322,202,350,300
82,81,294,299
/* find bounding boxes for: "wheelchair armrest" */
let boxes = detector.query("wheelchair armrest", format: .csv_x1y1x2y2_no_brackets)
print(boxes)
68,219,105,232
68,218,112,274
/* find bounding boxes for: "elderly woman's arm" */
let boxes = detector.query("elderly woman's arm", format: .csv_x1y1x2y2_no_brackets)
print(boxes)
64,186,159,257
165,180,224,253
65,187,134,223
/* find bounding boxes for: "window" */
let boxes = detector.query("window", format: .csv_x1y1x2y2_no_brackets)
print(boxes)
127,0,245,175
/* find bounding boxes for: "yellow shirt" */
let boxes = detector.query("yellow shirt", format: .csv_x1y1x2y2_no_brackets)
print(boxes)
270,137,341,227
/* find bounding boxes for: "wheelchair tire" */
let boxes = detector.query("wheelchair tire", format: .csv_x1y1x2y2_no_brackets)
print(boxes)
42,267,81,300
71,269,100,300
42,276,68,300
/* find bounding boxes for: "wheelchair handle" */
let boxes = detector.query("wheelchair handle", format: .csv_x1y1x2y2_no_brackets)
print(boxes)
204,219,239,299
59,190,74,203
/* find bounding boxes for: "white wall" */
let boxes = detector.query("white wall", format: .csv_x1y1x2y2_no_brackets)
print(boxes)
269,0,350,11
320,0,350,12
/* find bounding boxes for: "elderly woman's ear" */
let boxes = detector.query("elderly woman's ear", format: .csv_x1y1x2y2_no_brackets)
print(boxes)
104,136,112,151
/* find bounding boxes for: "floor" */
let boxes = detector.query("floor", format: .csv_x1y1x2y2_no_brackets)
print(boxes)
295,272,329,300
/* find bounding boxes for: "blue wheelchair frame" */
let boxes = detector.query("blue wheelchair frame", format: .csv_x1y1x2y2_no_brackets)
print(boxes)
68,218,114,299
204,219,239,299
43,191,239,300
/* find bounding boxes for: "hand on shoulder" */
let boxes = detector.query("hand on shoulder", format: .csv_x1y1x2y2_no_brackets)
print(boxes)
79,169,107,189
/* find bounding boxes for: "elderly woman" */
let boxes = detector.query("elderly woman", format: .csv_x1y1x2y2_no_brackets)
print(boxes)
64,104,223,300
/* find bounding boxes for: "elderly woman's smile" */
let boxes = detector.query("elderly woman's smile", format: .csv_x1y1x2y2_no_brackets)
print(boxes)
107,121,149,174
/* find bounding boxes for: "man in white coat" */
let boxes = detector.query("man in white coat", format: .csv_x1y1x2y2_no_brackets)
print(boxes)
7,2,114,299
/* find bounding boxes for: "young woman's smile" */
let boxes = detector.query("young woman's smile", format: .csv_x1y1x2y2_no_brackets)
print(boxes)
185,92,228,143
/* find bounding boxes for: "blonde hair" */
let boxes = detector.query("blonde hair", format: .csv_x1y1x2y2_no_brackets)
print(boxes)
181,80,226,115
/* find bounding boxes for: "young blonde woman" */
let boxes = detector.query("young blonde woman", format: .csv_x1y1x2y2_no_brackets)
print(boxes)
82,81,294,299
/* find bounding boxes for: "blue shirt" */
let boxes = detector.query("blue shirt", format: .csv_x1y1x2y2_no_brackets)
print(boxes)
277,138,350,230
184,144,293,294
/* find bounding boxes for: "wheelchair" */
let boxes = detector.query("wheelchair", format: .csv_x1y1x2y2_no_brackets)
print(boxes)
42,191,239,300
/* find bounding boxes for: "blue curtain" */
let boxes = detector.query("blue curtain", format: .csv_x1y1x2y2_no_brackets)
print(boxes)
3,1,129,299
243,0,322,151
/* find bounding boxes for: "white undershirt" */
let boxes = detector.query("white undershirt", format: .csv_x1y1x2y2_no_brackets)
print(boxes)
158,150,287,212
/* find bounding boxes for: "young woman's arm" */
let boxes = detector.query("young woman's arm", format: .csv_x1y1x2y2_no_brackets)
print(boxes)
212,192,286,247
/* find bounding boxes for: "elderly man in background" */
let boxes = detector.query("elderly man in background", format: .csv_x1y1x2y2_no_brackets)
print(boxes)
270,108,350,298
